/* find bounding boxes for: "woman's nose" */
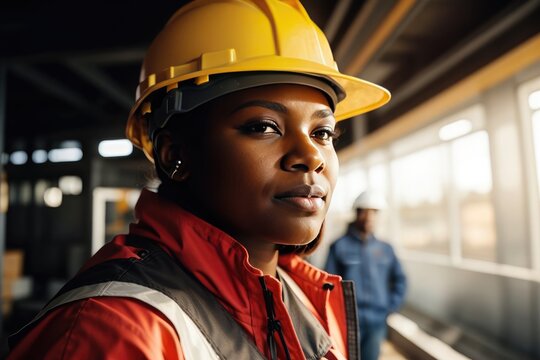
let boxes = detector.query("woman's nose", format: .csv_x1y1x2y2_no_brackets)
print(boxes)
281,134,325,173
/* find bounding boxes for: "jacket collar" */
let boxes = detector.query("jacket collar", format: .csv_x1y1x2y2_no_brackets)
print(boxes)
347,223,376,243
128,189,341,324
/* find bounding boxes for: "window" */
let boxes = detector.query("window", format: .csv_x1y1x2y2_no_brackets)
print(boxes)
392,145,450,254
329,162,366,213
388,104,496,261
92,188,140,254
451,131,496,261
368,163,388,196
368,163,391,240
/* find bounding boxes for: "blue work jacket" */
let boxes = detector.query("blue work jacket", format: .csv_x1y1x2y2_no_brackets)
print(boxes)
325,226,407,326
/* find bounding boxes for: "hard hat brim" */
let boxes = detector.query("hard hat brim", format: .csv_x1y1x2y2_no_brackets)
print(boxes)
126,56,391,161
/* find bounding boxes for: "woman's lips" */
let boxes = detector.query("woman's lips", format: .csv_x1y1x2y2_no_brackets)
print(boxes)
274,184,327,212
274,196,325,212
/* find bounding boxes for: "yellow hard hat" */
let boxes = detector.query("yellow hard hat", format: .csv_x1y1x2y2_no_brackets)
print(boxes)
126,0,391,161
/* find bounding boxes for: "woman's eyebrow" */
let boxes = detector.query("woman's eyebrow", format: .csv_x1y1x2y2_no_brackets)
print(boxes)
312,109,334,119
230,100,288,115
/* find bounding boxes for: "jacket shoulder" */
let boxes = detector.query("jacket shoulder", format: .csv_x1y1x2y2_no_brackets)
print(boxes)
331,234,355,247
8,297,182,360
375,238,396,253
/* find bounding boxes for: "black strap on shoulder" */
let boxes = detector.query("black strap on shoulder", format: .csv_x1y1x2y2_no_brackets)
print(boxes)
342,280,360,360
341,280,360,360
9,236,265,359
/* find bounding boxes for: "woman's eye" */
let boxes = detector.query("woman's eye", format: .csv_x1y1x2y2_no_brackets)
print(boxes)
313,128,338,142
240,120,281,135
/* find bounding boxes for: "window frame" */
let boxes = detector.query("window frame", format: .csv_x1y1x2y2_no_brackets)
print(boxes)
517,75,540,275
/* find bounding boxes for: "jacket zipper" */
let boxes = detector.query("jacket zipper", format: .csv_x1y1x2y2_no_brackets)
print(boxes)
258,276,292,360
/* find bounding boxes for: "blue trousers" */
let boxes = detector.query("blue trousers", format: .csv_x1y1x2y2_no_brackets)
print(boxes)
359,322,387,360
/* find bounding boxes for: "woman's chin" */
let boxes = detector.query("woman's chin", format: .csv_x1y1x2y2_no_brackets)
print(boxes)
274,231,320,247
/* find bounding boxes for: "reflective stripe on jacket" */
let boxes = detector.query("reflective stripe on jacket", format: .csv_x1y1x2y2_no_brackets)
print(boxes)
9,189,358,359
10,236,265,359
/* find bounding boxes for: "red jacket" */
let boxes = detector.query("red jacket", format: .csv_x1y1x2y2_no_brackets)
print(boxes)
8,189,354,359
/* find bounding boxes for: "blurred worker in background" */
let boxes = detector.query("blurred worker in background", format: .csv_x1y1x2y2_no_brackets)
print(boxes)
7,0,390,359
326,190,407,360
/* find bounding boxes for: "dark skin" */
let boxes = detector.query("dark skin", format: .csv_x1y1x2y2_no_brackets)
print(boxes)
157,84,339,276
354,208,378,242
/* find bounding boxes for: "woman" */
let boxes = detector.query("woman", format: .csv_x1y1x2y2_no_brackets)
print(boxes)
8,0,389,359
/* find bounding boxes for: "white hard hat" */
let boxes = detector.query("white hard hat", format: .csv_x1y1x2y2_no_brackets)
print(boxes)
353,190,387,210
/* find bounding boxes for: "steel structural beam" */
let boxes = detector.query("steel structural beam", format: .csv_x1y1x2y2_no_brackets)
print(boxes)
66,62,133,110
376,0,540,116
10,64,108,121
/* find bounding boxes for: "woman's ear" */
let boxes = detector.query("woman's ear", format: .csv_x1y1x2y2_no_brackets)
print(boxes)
154,130,190,181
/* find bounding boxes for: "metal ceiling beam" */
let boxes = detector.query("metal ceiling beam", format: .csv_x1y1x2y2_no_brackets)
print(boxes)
69,48,145,65
10,64,108,120
356,0,428,78
339,34,540,162
376,0,540,116
345,0,416,75
334,0,389,64
323,0,353,44
2,47,145,66
66,62,133,110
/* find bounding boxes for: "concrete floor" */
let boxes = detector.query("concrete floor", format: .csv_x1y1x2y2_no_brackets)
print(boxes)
381,341,408,360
